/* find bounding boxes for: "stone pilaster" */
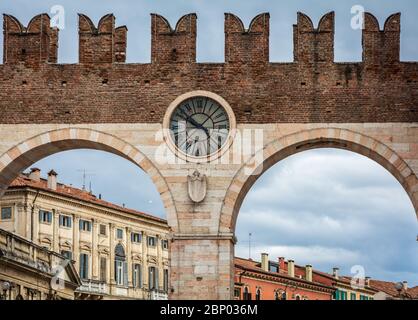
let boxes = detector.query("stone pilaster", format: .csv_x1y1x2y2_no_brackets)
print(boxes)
142,231,148,289
73,214,80,272
92,219,99,279
53,209,59,253
126,227,132,286
169,234,235,300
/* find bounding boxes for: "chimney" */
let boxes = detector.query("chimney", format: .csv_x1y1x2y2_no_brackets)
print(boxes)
29,168,41,182
305,265,313,282
402,281,408,291
261,253,269,272
47,170,58,191
288,260,295,277
278,257,285,272
332,267,339,279
365,276,371,287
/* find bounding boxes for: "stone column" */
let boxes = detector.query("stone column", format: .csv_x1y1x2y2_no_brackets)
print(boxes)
73,215,80,272
169,234,235,300
53,209,59,253
92,219,98,280
126,227,132,287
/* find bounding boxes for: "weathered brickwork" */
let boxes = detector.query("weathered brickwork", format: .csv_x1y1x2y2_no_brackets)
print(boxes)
0,12,416,124
0,11,417,300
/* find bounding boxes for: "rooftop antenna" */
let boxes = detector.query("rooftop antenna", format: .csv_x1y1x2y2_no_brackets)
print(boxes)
77,169,96,191
249,232,252,260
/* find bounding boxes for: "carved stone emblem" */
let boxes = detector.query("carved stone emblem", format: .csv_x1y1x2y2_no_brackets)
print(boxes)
188,170,207,203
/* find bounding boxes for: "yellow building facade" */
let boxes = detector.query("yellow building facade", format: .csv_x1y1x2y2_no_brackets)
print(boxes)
0,168,170,300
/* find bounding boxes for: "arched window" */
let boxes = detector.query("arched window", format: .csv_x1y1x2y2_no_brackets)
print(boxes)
256,288,261,300
114,244,127,286
275,291,280,300
295,294,301,300
281,292,287,300
243,287,251,300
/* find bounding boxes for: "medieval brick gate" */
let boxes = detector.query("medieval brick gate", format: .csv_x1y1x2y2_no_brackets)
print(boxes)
0,11,417,300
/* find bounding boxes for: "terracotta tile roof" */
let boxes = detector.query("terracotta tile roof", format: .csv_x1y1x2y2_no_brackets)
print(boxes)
8,174,167,224
234,257,334,290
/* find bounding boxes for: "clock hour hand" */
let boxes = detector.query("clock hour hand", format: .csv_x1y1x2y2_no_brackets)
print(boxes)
188,117,209,137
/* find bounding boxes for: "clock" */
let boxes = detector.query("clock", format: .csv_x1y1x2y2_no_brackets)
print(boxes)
164,91,235,161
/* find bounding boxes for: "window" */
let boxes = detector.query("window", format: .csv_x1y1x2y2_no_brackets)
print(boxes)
234,288,241,299
1,207,12,220
243,287,251,300
274,291,280,300
39,210,52,224
133,264,142,288
99,224,107,236
295,294,301,300
163,269,169,292
334,289,340,300
341,291,347,300
131,232,142,243
351,293,356,300
114,244,127,286
79,253,89,280
149,266,158,290
100,257,107,282
61,250,72,260
116,228,123,239
162,239,169,250
148,236,156,247
269,262,278,273
256,288,261,300
79,219,91,232
281,292,287,300
59,214,72,228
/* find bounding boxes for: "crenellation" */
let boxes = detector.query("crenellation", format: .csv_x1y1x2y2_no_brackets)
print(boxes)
78,13,127,64
293,12,335,64
362,12,401,65
224,13,269,63
3,13,58,65
151,13,197,63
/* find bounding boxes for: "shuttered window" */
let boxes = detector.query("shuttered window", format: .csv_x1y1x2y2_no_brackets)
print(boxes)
59,214,72,228
79,253,89,280
100,257,107,282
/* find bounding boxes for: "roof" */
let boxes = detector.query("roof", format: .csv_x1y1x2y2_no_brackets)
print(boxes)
8,173,167,225
234,257,334,291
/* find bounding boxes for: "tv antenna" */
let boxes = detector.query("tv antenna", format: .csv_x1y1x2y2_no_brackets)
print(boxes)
77,169,96,191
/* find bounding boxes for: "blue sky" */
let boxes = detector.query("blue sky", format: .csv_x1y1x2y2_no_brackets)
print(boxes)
1,0,417,285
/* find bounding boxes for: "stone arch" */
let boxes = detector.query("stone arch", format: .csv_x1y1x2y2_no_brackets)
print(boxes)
220,127,418,233
0,127,177,228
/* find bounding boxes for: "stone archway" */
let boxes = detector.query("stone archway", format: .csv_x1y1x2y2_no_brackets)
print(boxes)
221,127,418,234
0,127,178,228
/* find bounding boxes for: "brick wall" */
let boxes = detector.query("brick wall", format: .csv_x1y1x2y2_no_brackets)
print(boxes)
0,12,417,124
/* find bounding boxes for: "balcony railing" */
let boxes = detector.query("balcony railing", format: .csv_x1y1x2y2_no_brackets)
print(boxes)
77,279,108,295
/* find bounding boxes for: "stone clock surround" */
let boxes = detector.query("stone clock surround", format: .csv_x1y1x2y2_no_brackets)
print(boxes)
162,90,237,163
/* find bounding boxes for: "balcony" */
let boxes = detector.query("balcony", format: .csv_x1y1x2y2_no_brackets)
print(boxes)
150,289,168,300
77,279,108,296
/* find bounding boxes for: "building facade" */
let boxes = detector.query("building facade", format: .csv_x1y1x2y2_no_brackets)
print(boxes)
0,168,170,300
0,228,81,300
234,255,335,300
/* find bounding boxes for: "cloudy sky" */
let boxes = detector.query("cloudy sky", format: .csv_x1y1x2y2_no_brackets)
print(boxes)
1,0,417,285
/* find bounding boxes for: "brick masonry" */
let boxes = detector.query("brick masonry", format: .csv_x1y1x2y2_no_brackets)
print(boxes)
0,11,417,300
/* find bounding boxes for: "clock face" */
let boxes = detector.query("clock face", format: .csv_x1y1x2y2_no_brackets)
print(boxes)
169,96,230,157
